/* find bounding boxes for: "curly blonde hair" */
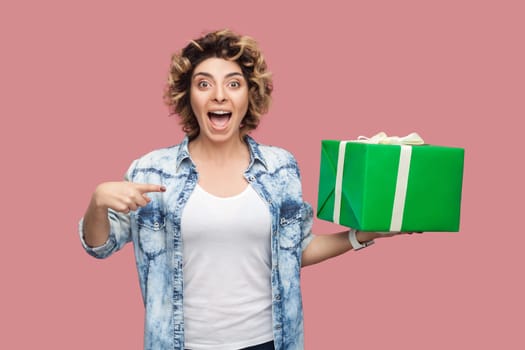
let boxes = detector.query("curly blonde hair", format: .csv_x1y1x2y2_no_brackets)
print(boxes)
164,29,273,139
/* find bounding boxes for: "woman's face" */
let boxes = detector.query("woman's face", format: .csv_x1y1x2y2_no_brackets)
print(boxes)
190,57,249,143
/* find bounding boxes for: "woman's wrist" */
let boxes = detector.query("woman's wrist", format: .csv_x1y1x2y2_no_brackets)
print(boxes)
89,195,109,213
355,230,377,243
349,229,375,251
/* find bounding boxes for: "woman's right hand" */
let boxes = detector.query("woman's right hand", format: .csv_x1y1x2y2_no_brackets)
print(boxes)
91,181,166,213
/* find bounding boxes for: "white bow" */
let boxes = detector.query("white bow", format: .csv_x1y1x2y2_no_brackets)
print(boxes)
356,132,425,145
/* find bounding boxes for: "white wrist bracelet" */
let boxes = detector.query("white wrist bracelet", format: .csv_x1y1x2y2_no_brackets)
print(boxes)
348,229,375,251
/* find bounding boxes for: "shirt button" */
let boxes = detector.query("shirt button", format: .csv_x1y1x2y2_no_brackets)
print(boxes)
153,222,160,229
275,294,281,301
248,175,256,182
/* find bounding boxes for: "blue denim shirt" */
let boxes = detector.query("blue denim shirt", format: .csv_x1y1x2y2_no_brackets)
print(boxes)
79,136,314,350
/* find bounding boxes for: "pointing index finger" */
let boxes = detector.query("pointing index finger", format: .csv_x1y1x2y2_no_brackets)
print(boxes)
134,183,166,194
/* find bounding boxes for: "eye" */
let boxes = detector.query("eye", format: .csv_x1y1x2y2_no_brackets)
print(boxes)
228,81,241,88
197,80,211,89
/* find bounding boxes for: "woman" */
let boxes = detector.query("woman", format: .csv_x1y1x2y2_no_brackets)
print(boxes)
80,29,403,350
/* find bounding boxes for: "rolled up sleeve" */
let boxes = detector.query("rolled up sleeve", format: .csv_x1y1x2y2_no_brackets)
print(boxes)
300,202,315,251
78,209,132,259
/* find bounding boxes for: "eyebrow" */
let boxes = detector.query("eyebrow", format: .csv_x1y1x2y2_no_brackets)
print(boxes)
192,72,244,80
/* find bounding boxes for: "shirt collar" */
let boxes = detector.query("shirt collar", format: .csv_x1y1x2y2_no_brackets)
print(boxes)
174,135,268,171
175,136,191,171
245,134,268,170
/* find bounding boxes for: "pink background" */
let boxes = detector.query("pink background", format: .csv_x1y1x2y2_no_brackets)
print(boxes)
1,0,523,348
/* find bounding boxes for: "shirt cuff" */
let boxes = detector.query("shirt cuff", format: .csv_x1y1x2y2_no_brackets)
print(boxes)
78,218,117,259
301,232,315,251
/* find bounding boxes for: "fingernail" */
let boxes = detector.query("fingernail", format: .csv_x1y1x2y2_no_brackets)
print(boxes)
160,186,166,192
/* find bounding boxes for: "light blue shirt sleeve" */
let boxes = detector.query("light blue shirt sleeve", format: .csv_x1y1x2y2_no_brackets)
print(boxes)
300,201,315,251
78,210,132,259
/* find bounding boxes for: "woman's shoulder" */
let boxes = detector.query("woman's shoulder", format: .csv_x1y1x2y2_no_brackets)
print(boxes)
127,140,186,175
251,138,298,169
138,143,181,162
133,143,177,163
258,143,295,160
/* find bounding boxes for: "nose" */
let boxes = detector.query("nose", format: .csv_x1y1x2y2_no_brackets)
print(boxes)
213,85,227,103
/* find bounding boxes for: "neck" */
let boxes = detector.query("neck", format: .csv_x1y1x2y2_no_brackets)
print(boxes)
189,134,249,164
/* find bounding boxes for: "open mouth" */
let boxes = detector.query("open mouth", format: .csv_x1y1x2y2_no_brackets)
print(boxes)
207,110,232,128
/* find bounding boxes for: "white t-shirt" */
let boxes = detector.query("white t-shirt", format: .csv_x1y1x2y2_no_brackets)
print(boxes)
181,183,273,350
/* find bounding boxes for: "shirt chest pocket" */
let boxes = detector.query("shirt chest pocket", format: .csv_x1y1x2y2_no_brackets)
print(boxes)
278,204,302,249
136,205,167,258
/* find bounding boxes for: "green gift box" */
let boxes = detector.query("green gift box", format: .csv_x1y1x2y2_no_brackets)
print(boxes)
317,136,464,232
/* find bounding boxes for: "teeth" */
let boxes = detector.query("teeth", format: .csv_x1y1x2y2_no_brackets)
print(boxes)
209,111,230,115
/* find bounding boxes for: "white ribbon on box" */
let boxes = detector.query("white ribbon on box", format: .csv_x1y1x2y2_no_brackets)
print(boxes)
356,131,425,145
333,132,425,231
